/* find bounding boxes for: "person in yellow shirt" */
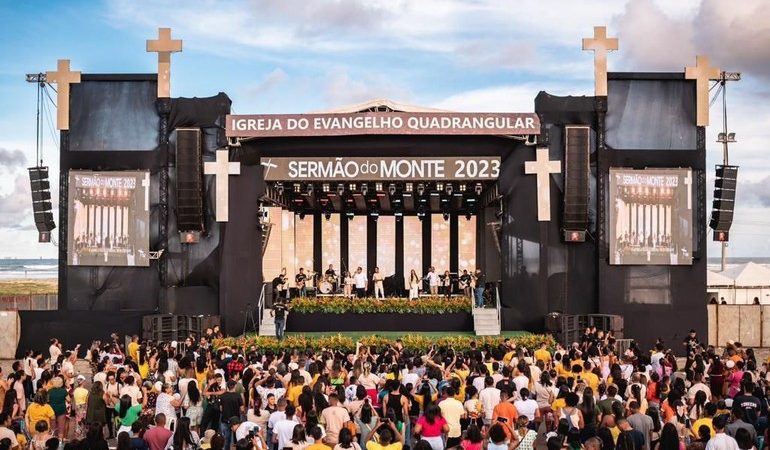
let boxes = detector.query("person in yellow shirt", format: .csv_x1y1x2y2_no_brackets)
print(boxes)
127,335,140,363
365,419,404,450
25,390,54,432
580,362,600,393
534,343,552,365
306,426,331,450
691,403,716,438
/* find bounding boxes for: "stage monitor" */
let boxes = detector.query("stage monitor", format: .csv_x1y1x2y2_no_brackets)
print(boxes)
68,170,151,267
609,168,693,266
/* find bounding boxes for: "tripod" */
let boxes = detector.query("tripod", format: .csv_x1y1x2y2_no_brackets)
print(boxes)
242,303,259,335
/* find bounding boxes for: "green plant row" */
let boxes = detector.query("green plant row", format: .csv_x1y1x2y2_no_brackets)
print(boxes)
215,333,556,353
287,296,472,314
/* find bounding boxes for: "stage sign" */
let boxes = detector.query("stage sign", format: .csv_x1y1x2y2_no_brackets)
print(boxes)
226,112,540,138
67,170,151,267
261,156,501,181
609,168,693,266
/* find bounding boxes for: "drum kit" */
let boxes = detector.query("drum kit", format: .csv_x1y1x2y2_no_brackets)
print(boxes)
318,274,338,295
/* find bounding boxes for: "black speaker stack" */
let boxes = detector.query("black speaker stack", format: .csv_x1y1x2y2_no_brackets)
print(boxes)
710,165,738,242
175,128,204,238
28,166,55,242
562,126,591,242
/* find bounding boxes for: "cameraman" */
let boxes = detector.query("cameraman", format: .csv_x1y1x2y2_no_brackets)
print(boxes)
230,417,265,450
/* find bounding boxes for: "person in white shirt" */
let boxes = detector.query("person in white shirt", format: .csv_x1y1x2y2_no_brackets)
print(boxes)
354,267,368,298
119,375,143,406
513,388,540,421
687,373,712,403
706,414,740,450
273,404,300,450
49,339,62,366
426,267,440,295
478,376,501,425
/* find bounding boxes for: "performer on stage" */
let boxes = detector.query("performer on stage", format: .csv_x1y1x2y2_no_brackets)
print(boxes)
408,269,420,300
295,267,308,298
459,269,472,299
372,267,385,299
425,266,440,296
343,271,354,298
325,264,338,291
274,268,289,299
354,267,368,298
440,270,452,299
271,298,289,340
473,267,485,308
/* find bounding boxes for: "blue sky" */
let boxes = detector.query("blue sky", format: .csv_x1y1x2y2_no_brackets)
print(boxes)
1,0,769,260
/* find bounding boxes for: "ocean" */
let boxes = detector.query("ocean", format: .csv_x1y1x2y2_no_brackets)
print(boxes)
0,259,58,280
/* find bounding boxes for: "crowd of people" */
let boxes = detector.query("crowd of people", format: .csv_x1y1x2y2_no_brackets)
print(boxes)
0,328,766,450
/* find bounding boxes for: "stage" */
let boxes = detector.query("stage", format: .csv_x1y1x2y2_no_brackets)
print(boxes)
40,27,712,349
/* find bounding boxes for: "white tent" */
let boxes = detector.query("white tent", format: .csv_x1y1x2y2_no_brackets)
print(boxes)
707,262,770,304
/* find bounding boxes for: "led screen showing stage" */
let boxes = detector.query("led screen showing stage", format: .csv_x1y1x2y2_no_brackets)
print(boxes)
458,216,477,272
403,217,422,287
322,215,341,275
609,168,693,265
68,171,150,267
295,216,314,278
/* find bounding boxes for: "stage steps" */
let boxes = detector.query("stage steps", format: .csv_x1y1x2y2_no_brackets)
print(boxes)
473,307,501,336
258,308,276,336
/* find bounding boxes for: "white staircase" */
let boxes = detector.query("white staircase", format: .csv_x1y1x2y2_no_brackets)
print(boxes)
258,308,276,336
473,307,501,336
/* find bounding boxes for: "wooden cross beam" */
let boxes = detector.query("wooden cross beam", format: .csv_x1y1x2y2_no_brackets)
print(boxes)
582,26,618,96
204,149,240,222
46,59,81,130
146,27,183,98
685,55,720,127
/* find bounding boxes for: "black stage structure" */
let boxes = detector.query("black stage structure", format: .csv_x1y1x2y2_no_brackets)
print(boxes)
19,70,707,353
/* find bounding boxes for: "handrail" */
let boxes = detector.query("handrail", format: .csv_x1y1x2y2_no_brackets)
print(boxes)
257,283,268,327
495,284,501,327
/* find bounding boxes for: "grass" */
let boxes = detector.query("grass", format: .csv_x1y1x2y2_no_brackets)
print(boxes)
281,331,531,340
0,279,58,296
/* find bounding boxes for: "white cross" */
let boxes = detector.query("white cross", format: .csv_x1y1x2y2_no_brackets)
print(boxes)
141,172,151,211
204,149,240,222
146,28,183,98
685,55,720,127
525,148,562,222
582,26,618,96
261,158,278,178
46,59,81,130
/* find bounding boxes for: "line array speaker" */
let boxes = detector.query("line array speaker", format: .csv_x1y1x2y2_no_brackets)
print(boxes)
175,128,204,233
709,165,738,240
28,166,55,242
563,125,590,241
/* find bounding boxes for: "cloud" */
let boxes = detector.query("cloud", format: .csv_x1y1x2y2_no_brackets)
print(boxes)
433,81,591,112
0,148,27,170
0,175,32,229
453,41,538,71
321,68,411,107
735,176,770,208
246,68,288,97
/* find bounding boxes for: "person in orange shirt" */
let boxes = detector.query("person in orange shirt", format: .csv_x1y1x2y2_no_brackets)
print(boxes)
491,390,518,439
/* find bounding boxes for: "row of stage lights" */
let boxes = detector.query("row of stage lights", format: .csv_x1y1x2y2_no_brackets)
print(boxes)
277,181,484,197
276,181,482,222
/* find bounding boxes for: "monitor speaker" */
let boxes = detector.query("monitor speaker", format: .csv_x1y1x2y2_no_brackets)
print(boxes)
563,125,590,241
29,167,55,241
709,164,738,235
175,128,204,233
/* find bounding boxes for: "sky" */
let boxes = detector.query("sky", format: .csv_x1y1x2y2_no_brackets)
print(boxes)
1,0,769,260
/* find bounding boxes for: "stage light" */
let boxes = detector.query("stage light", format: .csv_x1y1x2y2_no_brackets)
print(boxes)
293,183,301,193
475,183,483,196
443,213,449,221
361,183,369,196
417,183,425,196
459,183,467,192
405,182,413,193
274,182,284,195
322,183,330,193
466,213,472,221
299,212,306,220
417,204,427,220
717,132,737,143
324,211,331,220
346,210,354,220
337,183,345,195
388,184,397,196
349,183,357,191
375,182,383,192
436,182,444,191
306,184,314,195
446,183,453,196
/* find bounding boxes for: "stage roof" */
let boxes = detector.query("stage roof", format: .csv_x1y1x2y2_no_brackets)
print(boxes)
313,98,448,114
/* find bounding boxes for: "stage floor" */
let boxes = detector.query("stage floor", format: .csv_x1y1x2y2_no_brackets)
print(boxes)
276,330,529,339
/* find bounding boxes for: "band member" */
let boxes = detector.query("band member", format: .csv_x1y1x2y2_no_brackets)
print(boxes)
325,264,338,291
425,266,440,296
274,267,289,299
271,298,289,340
473,267,486,308
441,270,452,299
295,267,308,298
459,269,472,299
408,269,420,300
343,271,354,298
372,267,385,299
354,267,368,298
